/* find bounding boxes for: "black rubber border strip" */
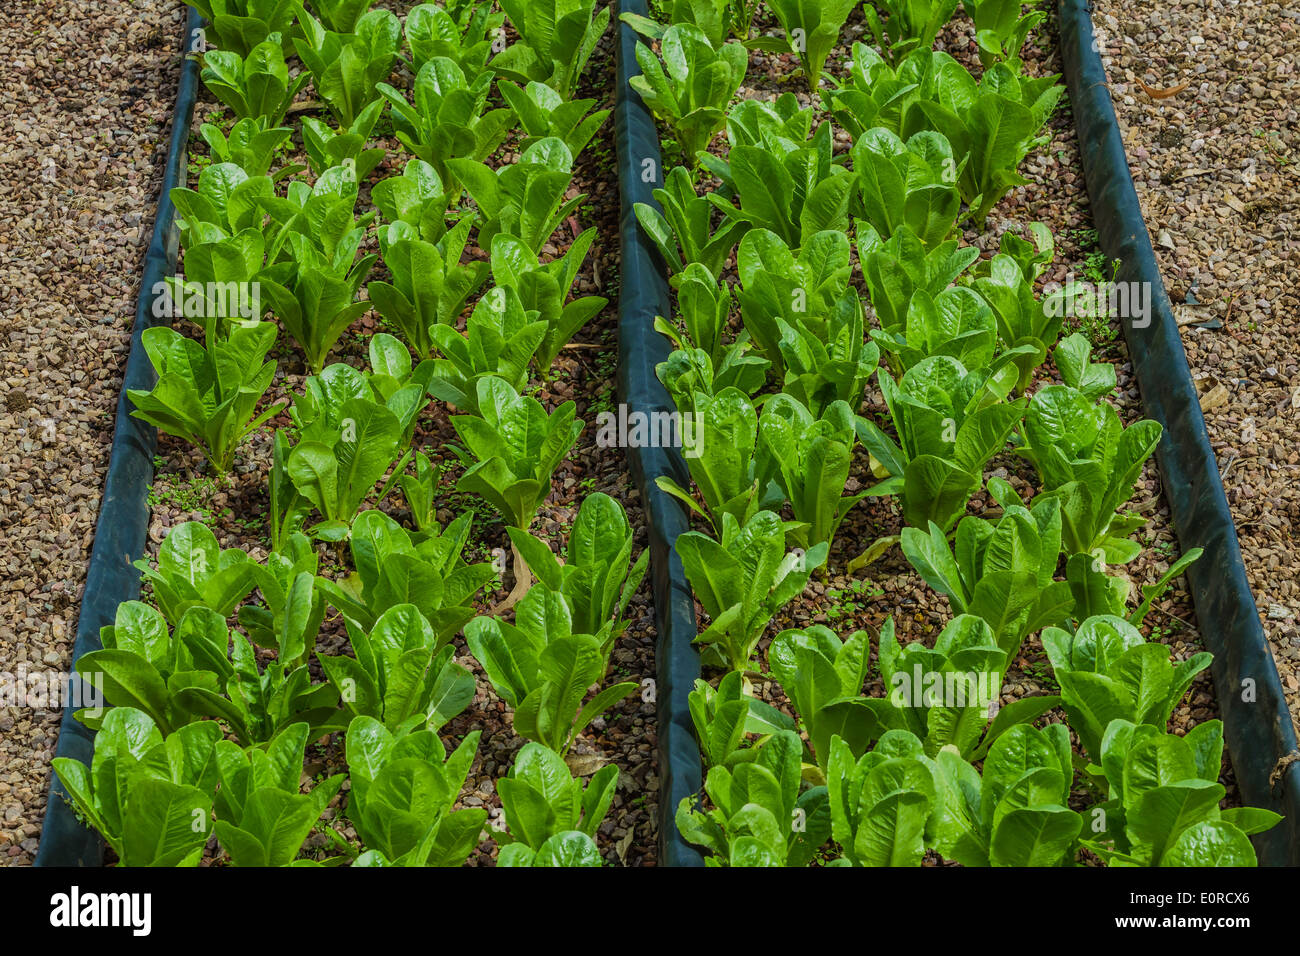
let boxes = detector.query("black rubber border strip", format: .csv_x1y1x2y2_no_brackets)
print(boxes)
1059,0,1300,865
612,0,705,867
34,6,204,867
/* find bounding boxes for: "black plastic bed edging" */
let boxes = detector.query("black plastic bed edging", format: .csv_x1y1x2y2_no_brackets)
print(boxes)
1058,0,1300,865
612,0,706,867
34,6,204,868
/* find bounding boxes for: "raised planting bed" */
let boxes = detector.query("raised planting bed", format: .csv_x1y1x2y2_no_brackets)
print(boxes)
27,0,1297,871
615,0,1297,865
38,0,662,868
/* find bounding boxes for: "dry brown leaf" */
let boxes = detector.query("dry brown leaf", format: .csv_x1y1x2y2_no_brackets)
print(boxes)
1199,383,1230,412
1137,77,1192,99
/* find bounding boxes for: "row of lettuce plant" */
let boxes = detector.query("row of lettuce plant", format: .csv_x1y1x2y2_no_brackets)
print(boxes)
53,0,649,868
626,0,1283,864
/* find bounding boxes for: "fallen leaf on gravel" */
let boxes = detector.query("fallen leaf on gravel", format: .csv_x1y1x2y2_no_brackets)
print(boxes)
846,534,901,574
1223,195,1247,214
1157,228,1176,249
1199,383,1231,411
616,828,634,863
564,752,608,776
1174,303,1214,326
1137,77,1191,99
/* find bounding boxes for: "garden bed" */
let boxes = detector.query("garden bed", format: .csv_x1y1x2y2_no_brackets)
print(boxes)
17,0,1296,869
618,0,1286,865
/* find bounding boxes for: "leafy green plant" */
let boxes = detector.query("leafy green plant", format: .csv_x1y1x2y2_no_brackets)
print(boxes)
499,80,611,157
301,99,387,182
1017,386,1163,563
376,58,513,196
367,221,489,359
825,729,948,866
734,229,853,375
507,492,650,647
313,507,495,638
450,138,582,255
172,162,274,244
630,23,748,164
871,615,1059,759
134,521,257,626
345,716,486,866
450,376,583,531
489,230,608,376
713,123,854,250
492,0,610,99
759,397,867,552
900,496,1074,658
972,253,1063,393
857,223,979,339
821,43,923,139
295,8,401,128
688,670,758,768
655,387,780,531
237,531,325,662
269,429,311,550
963,0,1045,67
495,743,618,866
1087,719,1280,866
466,589,638,754
310,0,375,33
654,263,769,404
620,0,730,47
199,119,296,180
1041,615,1212,765
932,723,1083,866
753,0,858,93
393,450,444,534
1052,332,1116,400
127,322,283,473
870,285,998,375
855,354,1027,533
772,292,880,418
259,162,374,264
200,33,309,128
188,0,297,56
53,709,218,866
371,158,456,249
634,165,748,279
320,603,476,732
428,285,546,414
861,0,959,65
676,729,829,865
259,239,375,375
676,510,827,671
285,396,408,539
288,338,434,452
852,127,961,248
767,624,874,770
405,1,503,78
212,722,345,866
75,602,339,745
908,57,1063,226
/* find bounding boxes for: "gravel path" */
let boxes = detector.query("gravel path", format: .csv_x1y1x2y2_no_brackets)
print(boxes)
1089,0,1300,738
0,0,188,862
